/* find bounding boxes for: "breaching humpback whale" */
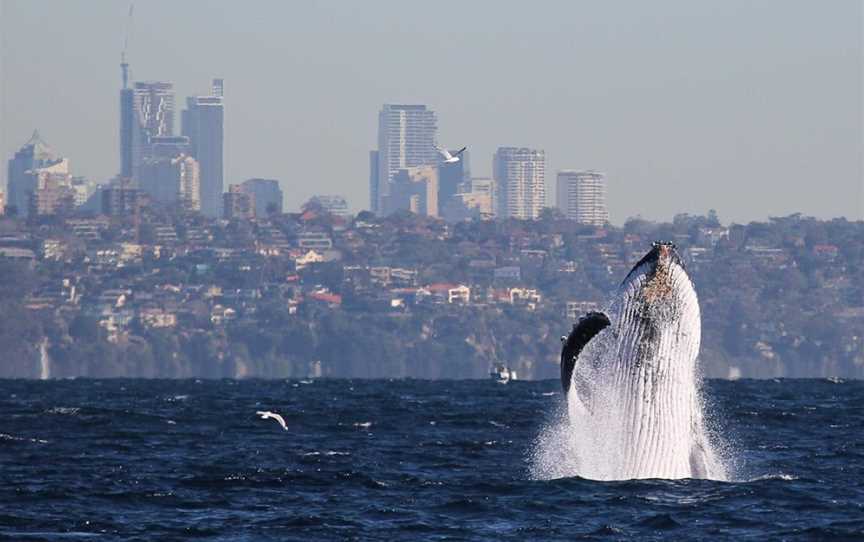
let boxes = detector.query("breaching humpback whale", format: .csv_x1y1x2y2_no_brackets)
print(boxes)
559,241,723,480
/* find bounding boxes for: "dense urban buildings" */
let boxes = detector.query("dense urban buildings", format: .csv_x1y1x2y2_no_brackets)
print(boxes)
442,177,495,221
223,184,254,220
117,62,222,218
493,147,546,220
28,159,74,217
139,154,201,212
101,183,148,217
69,177,97,208
375,104,438,215
388,166,439,217
182,79,224,218
240,178,283,217
0,206,861,380
6,131,69,217
556,170,609,226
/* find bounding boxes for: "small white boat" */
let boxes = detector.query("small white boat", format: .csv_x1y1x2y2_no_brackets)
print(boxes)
490,364,516,384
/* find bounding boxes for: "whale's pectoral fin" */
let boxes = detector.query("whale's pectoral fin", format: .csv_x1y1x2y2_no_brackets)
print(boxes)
561,311,611,392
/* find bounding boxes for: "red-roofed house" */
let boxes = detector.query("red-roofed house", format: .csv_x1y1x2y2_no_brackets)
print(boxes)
308,291,342,307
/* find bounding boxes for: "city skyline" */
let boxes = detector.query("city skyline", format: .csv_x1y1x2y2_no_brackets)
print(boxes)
1,1,861,223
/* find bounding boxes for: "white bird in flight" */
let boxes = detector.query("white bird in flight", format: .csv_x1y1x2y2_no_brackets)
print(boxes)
256,410,288,431
437,146,467,164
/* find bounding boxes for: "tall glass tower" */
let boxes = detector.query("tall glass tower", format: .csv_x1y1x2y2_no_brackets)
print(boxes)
182,79,224,217
375,104,437,215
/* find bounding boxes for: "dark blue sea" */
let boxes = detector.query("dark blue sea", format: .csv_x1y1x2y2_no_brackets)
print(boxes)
1,379,862,541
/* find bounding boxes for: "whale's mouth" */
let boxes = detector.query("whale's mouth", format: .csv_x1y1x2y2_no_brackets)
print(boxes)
620,241,684,307
622,241,684,287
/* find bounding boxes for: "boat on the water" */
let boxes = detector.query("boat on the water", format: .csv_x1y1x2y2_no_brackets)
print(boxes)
490,364,516,384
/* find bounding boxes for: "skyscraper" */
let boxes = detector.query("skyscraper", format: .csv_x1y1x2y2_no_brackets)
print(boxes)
131,81,175,180
182,79,224,218
6,131,65,217
438,148,470,214
556,170,609,226
376,104,437,215
493,147,546,220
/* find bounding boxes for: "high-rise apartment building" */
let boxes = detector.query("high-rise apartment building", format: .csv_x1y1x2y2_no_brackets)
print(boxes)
376,104,437,215
28,160,75,217
6,131,67,217
556,170,609,226
182,79,224,218
493,147,546,220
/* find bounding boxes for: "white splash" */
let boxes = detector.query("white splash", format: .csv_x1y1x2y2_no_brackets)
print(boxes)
530,255,731,481
39,337,51,380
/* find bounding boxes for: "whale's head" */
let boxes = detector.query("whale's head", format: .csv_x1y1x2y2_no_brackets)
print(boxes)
608,241,702,374
561,241,701,391
616,241,699,332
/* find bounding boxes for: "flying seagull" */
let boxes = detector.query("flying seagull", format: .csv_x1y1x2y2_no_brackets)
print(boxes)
437,146,467,164
256,410,288,431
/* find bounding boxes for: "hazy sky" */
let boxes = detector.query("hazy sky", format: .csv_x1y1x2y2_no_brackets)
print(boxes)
1,0,861,223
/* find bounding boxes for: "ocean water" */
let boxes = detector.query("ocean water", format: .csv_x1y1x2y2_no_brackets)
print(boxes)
1,379,862,541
